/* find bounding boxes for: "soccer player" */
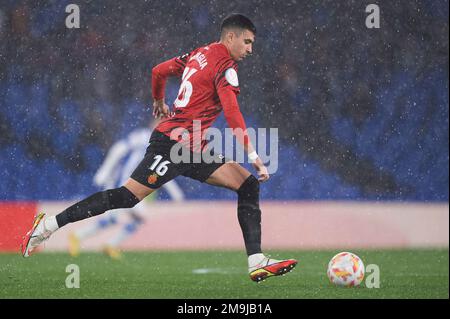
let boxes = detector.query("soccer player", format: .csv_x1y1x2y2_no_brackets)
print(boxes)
22,13,297,282
69,126,185,260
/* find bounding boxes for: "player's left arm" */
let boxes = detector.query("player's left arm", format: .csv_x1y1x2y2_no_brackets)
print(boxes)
218,88,269,182
215,62,269,182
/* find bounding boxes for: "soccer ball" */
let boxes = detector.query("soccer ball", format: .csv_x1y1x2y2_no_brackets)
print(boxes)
327,252,365,287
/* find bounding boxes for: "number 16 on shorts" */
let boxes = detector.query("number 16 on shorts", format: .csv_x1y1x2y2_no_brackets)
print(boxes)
150,155,170,176
146,154,172,186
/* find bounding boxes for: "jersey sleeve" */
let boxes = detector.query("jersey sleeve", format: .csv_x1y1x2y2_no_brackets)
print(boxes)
214,58,248,145
217,88,249,146
214,58,240,95
172,52,191,72
151,51,193,100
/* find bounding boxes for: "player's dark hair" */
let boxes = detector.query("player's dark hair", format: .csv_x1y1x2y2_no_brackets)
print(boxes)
220,14,256,36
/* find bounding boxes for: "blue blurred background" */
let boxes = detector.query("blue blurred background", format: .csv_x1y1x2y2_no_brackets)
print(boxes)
0,0,448,201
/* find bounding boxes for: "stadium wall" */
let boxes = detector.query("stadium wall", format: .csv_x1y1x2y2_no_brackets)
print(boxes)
1,201,448,252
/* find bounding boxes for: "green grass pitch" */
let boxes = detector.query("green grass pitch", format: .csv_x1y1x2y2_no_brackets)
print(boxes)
0,249,448,298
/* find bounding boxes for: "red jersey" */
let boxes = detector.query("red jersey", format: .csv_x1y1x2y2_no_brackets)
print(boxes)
152,42,249,152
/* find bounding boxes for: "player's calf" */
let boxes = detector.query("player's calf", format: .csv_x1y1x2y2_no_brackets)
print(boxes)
56,186,140,228
237,175,262,256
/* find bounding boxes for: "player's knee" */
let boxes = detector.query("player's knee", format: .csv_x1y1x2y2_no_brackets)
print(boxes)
123,178,155,200
237,175,260,203
104,186,140,209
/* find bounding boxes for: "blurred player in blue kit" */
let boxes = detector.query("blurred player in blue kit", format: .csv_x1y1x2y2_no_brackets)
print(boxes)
69,126,184,259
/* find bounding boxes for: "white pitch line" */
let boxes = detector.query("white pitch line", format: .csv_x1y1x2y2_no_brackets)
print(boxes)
192,268,243,275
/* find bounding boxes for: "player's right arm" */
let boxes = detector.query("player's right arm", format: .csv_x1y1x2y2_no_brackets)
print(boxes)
151,53,190,119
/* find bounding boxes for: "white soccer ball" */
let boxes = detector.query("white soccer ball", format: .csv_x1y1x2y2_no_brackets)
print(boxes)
327,252,365,287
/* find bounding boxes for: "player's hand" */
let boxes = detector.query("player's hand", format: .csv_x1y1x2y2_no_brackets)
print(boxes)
153,100,172,119
252,158,270,183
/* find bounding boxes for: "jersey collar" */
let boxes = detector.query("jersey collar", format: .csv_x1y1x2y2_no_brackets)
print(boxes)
213,42,232,58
